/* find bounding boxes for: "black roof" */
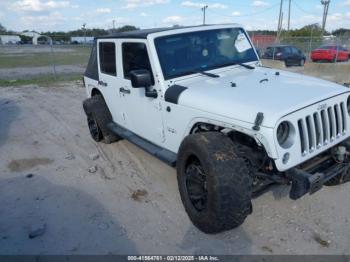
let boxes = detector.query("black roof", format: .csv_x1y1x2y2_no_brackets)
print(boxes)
96,25,231,40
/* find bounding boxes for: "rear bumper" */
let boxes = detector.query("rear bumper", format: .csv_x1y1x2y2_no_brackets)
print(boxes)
286,162,350,200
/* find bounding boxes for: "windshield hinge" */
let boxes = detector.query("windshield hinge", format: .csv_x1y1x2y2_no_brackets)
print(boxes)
252,112,264,131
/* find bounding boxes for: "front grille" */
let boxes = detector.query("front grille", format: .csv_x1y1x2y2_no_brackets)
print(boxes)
298,102,347,156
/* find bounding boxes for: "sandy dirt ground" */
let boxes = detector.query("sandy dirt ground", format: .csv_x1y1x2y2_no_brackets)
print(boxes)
0,83,350,255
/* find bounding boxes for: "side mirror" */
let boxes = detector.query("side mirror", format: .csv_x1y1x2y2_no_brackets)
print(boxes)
130,69,152,88
130,69,157,98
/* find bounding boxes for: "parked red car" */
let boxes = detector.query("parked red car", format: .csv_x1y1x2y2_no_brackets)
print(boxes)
311,45,349,62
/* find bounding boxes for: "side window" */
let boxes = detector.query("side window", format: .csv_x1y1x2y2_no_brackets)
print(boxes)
291,47,299,55
265,47,273,56
284,47,292,54
99,42,116,76
122,42,153,79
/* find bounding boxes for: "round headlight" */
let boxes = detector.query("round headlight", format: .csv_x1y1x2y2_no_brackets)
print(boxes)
277,121,295,149
347,96,350,115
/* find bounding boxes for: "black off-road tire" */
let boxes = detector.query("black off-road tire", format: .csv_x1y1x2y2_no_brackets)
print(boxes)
325,140,350,186
83,95,121,144
325,171,350,186
177,132,253,234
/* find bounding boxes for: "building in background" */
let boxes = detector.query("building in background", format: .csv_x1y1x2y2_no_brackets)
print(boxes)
0,35,21,44
250,35,277,50
21,31,41,38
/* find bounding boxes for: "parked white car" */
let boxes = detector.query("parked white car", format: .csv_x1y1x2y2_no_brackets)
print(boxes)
83,24,350,234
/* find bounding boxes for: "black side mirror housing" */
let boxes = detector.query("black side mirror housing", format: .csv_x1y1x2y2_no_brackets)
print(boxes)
130,69,152,88
129,69,157,98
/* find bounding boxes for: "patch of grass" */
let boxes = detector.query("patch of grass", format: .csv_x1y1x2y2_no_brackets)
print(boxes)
0,74,83,87
0,46,91,68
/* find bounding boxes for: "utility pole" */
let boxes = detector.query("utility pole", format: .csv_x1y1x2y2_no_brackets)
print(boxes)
287,0,291,31
321,0,330,35
113,19,116,31
277,0,283,41
201,5,208,25
82,23,86,45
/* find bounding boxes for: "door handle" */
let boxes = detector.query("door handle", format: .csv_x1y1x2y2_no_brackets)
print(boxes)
119,87,131,94
98,80,108,87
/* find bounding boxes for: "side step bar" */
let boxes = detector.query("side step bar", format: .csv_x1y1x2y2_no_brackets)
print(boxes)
107,122,177,167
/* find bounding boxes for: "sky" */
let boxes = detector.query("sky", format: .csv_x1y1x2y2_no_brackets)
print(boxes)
0,0,349,32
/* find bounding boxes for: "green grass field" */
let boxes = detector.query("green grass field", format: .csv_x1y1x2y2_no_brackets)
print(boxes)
0,74,83,87
0,45,91,69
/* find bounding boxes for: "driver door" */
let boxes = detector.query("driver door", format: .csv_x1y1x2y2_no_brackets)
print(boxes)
117,40,164,145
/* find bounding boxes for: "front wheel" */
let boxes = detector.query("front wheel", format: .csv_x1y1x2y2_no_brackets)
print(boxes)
325,171,350,186
325,140,350,186
177,132,253,234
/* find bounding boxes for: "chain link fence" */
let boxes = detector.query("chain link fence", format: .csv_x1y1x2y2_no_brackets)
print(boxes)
0,41,92,84
0,35,349,86
253,35,350,61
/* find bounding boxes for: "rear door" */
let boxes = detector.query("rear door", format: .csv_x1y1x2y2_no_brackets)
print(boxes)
97,40,124,124
291,47,302,64
339,46,349,61
283,47,292,64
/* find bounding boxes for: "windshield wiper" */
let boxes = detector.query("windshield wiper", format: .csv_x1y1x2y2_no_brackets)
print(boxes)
234,63,255,70
190,69,220,78
216,62,255,70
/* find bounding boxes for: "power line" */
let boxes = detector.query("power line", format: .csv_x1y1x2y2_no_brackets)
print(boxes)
291,0,320,15
207,3,280,18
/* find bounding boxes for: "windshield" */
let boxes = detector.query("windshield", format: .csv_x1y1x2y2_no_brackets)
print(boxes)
154,28,258,80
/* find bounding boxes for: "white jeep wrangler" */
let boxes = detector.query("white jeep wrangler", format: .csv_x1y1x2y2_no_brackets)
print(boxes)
83,24,350,234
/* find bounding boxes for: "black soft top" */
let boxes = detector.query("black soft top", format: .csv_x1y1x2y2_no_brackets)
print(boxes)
96,28,174,39
96,25,220,40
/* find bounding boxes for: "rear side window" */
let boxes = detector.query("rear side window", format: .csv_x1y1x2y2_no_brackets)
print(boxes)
291,47,300,55
265,47,273,55
99,42,116,76
283,47,292,54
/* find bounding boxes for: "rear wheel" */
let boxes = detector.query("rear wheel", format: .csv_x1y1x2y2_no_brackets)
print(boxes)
83,95,121,144
177,132,252,234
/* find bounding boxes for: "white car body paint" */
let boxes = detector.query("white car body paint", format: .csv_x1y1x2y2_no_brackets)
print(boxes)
84,24,350,172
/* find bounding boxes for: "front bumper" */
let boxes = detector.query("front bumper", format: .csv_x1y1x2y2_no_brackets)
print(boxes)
287,161,350,200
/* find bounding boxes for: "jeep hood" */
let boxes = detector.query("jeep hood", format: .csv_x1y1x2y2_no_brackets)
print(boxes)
173,67,350,128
